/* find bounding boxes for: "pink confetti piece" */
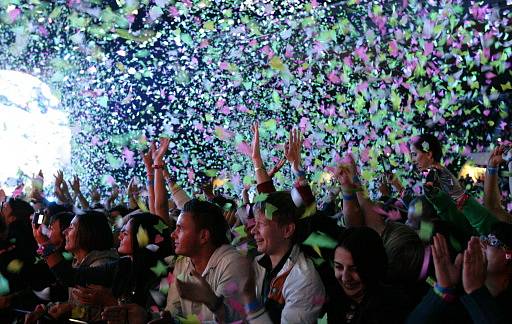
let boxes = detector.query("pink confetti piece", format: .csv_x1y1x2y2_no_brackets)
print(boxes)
169,6,180,17
284,44,294,58
8,8,21,22
154,234,164,244
354,46,369,62
166,272,175,285
389,40,399,57
150,305,159,313
327,71,341,84
423,42,434,57
236,142,252,157
122,147,135,167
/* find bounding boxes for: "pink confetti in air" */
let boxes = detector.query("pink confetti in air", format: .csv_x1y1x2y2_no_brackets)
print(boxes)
187,168,195,182
343,56,353,67
182,0,193,7
38,25,49,37
12,184,24,198
354,46,369,62
105,175,116,186
423,42,434,56
236,142,252,157
483,110,490,116
399,142,410,155
126,14,135,23
219,62,229,70
485,72,496,79
284,44,294,58
389,40,399,57
327,71,341,84
216,98,226,108
122,147,135,167
311,0,319,8
198,40,209,49
355,81,368,94
169,6,180,17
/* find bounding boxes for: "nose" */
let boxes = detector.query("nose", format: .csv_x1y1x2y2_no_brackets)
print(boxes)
171,230,177,240
341,269,351,282
250,223,258,236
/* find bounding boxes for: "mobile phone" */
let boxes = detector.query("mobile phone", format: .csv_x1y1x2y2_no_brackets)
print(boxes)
32,210,45,228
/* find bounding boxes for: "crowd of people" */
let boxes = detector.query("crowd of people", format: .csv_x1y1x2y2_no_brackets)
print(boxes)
0,126,511,324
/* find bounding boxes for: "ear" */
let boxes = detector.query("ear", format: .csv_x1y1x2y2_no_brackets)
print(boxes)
199,228,211,246
282,222,296,240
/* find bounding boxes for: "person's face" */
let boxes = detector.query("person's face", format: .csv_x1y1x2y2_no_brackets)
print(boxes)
117,219,133,255
48,220,63,247
411,146,433,171
250,210,291,256
0,201,12,221
64,216,79,253
334,247,365,301
171,212,201,257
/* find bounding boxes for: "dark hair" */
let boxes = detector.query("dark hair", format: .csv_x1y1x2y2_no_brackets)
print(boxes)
46,202,73,218
75,211,113,252
382,222,425,284
336,227,387,289
253,191,303,225
49,212,75,233
183,199,229,247
8,198,34,222
108,205,130,217
491,221,512,248
413,134,443,162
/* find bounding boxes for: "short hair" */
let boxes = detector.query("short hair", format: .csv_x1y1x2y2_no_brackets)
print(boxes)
413,134,443,162
382,222,425,284
8,198,34,222
336,227,387,289
253,191,302,225
49,212,75,233
183,199,229,247
75,211,113,252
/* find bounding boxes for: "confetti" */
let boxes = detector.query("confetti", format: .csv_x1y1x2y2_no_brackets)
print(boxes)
7,259,23,273
136,226,149,248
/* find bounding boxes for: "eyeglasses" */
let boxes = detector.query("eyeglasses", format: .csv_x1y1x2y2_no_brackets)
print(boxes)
480,234,510,251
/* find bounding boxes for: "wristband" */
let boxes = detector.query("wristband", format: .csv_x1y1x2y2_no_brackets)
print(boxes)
254,166,264,172
342,193,356,201
486,167,498,175
244,299,263,314
434,283,456,294
38,244,57,257
292,169,306,178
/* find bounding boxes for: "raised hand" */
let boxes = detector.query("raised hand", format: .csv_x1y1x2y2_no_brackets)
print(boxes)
251,122,263,163
432,233,462,289
284,128,303,171
488,145,507,168
90,187,101,202
462,237,487,294
142,141,156,169
69,175,81,193
73,285,116,306
154,138,170,164
268,157,286,178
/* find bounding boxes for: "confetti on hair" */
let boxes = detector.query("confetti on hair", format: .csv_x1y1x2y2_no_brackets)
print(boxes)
62,252,73,261
176,314,201,324
233,225,247,238
253,193,269,203
265,203,278,220
146,244,160,252
301,203,317,219
154,221,169,234
136,226,149,248
154,234,164,244
419,221,434,242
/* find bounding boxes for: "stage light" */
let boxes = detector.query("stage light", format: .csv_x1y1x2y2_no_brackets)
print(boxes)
0,70,71,193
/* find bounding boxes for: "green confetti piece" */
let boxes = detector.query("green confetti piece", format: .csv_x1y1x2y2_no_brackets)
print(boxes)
233,225,247,238
136,197,149,212
253,193,268,203
177,314,201,324
265,203,278,220
302,231,337,249
269,56,285,71
62,252,73,261
0,273,9,296
154,220,168,234
203,169,218,177
419,221,434,241
449,235,462,252
301,204,317,219
150,260,168,277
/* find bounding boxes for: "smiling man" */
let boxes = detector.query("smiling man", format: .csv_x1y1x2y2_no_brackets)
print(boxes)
250,191,325,324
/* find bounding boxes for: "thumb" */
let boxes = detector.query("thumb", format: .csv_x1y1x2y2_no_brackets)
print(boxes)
455,253,463,270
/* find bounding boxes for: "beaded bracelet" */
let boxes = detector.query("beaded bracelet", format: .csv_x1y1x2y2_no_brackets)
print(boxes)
342,193,356,201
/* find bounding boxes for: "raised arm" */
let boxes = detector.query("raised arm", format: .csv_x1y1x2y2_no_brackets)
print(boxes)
250,122,272,188
69,175,90,210
484,145,512,223
334,163,363,227
153,138,171,224
141,142,156,214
